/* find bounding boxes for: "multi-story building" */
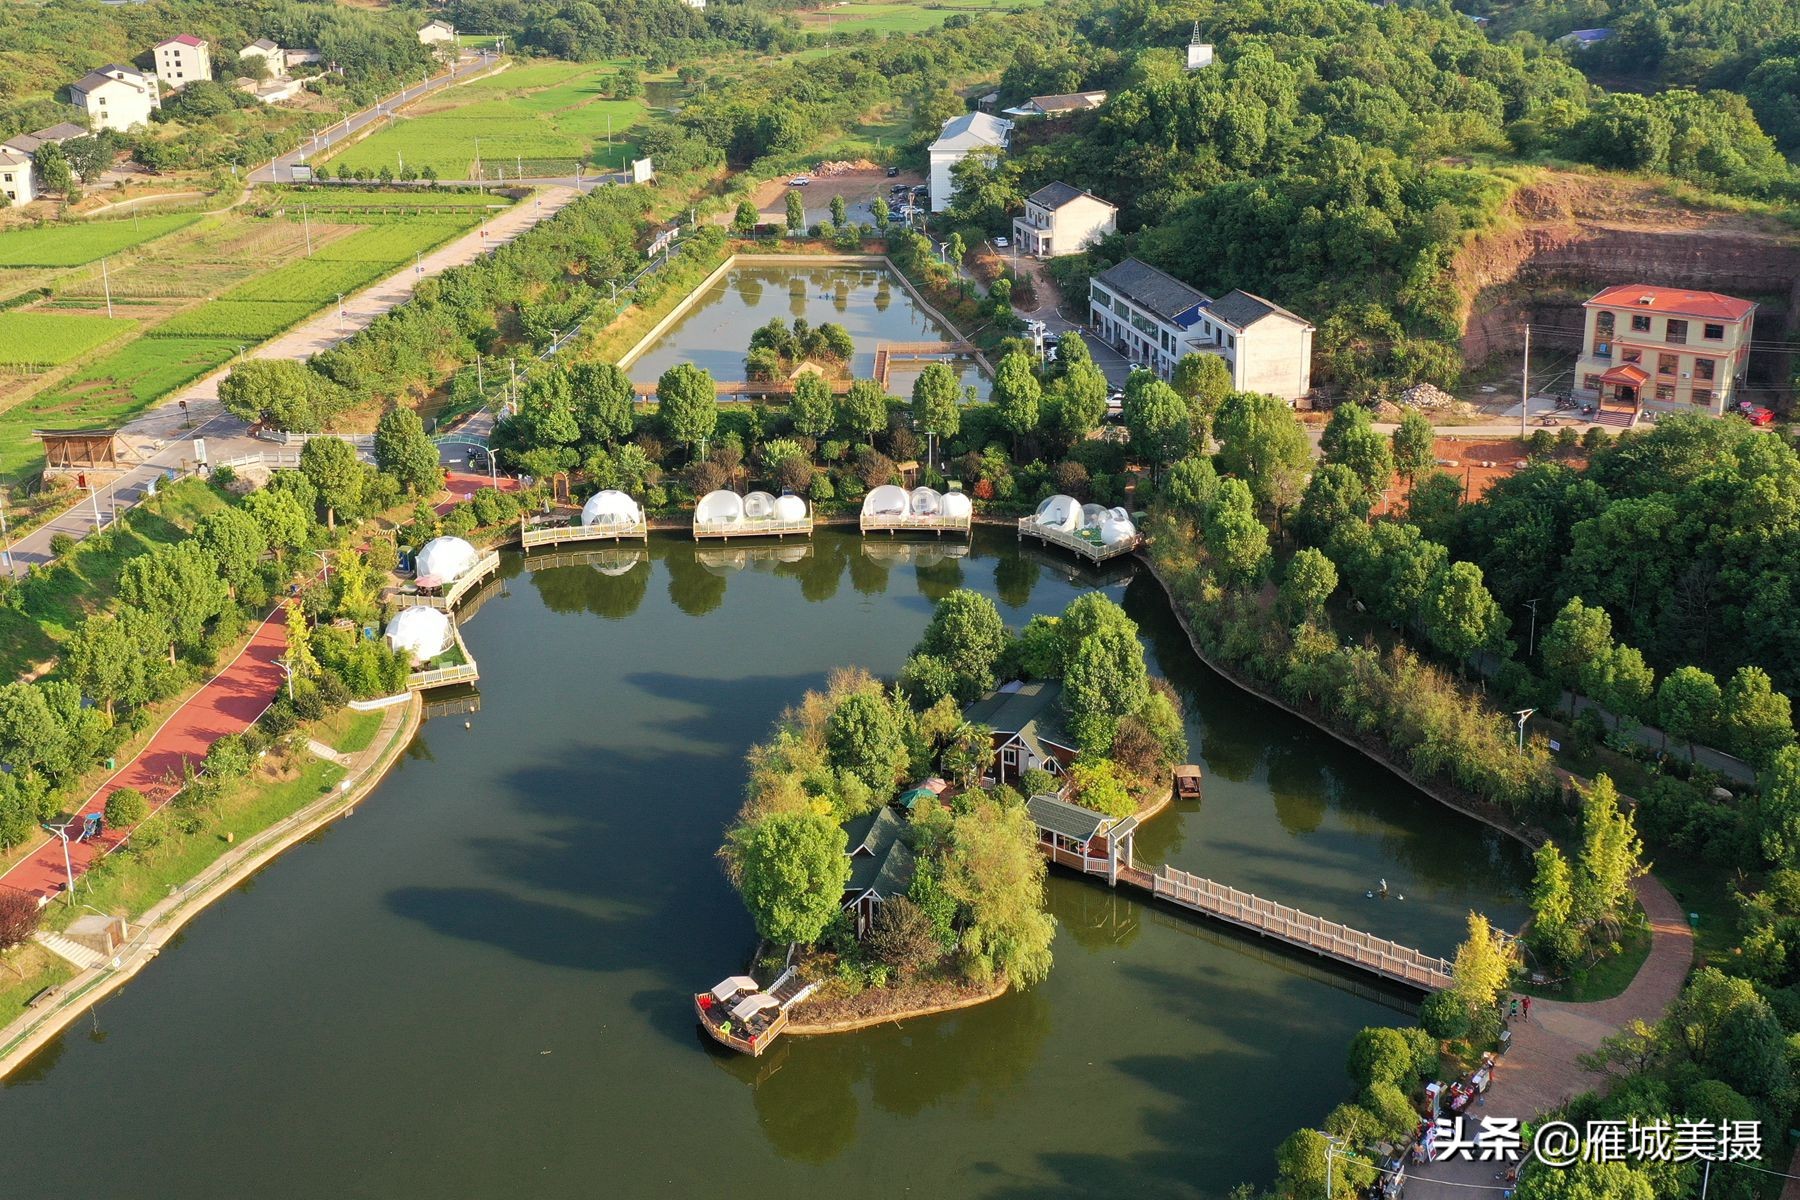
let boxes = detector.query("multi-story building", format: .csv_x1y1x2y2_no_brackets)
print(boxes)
69,65,158,132
927,111,1011,213
0,123,91,203
1011,182,1116,258
418,19,457,45
154,35,211,91
1575,285,1757,418
239,39,286,79
1089,257,1314,402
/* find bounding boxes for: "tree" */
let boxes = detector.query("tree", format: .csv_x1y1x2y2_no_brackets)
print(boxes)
838,379,888,445
118,542,228,657
732,199,758,235
570,362,635,447
299,436,365,527
1526,840,1581,972
1449,911,1514,1014
374,407,442,494
871,194,890,230
1346,1026,1415,1090
332,551,381,626
242,486,312,559
1279,547,1338,622
1391,410,1435,486
1758,746,1800,868
1064,626,1151,753
1275,1127,1373,1199
284,599,320,684
1657,666,1721,759
1720,666,1795,769
33,142,72,194
1170,352,1231,413
0,890,40,953
829,194,847,227
825,689,908,792
941,722,996,789
1540,597,1613,719
785,189,805,232
1419,561,1507,666
657,363,718,455
1049,349,1108,446
1122,375,1190,480
940,795,1054,985
911,362,961,453
865,896,938,976
787,374,835,448
919,589,1007,701
219,360,349,431
1572,774,1645,933
1214,391,1311,523
196,508,269,596
728,812,851,945
1586,642,1655,729
104,786,147,828
1164,455,1219,520
1294,463,1371,547
992,351,1041,450
67,615,139,719
1203,478,1270,585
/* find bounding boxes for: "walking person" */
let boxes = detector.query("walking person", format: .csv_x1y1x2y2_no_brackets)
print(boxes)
1521,995,1531,1021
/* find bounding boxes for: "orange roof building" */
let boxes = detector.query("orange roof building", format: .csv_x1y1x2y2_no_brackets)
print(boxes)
1576,284,1757,424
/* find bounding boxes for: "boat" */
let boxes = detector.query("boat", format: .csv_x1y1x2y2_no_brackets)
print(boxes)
1174,764,1203,800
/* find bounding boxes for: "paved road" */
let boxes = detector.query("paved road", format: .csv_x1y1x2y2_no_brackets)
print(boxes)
250,52,502,185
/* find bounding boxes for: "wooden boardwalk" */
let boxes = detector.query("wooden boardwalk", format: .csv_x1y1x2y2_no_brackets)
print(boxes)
860,513,972,538
873,340,975,388
520,517,648,548
1017,518,1141,564
1042,847,1453,992
407,550,502,610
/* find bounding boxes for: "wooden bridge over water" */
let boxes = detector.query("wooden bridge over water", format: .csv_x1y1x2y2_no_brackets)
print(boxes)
1046,847,1453,992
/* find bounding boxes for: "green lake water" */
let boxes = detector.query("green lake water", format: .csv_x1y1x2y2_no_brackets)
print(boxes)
0,530,1530,1199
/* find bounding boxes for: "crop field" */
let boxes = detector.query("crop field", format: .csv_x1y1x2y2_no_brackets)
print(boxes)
150,301,322,339
275,188,501,209
326,62,648,179
309,220,474,261
797,0,1049,32
0,214,202,268
0,313,137,368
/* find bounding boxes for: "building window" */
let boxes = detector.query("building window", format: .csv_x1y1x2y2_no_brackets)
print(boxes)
1665,319,1687,344
1703,323,1724,340
1225,334,1235,350
1583,373,1601,390
1692,389,1713,407
1631,313,1652,332
1655,384,1674,401
1622,348,1642,364
1657,353,1678,376
1694,358,1715,382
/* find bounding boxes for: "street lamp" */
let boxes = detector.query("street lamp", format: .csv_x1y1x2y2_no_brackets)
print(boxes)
41,819,78,906
276,657,295,701
1514,708,1535,755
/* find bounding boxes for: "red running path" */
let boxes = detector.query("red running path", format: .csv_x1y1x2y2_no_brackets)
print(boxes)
0,606,289,902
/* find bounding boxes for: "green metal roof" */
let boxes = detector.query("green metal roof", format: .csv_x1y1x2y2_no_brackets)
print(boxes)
961,679,1073,754
1026,793,1109,843
847,839,916,899
845,806,906,858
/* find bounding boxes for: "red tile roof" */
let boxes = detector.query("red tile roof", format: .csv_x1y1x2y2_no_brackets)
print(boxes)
1585,285,1755,322
1599,363,1649,386
159,34,206,47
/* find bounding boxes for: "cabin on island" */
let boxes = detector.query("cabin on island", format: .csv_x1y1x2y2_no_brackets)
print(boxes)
70,65,158,132
1011,182,1117,258
1027,793,1139,884
841,807,916,936
927,111,1011,213
418,19,457,45
154,35,212,91
962,679,1079,788
1574,284,1757,420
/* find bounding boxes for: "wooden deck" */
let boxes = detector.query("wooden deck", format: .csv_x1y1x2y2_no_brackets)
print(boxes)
520,517,648,549
872,340,974,388
408,550,502,610
406,626,480,691
859,513,972,538
693,517,813,541
1017,518,1140,564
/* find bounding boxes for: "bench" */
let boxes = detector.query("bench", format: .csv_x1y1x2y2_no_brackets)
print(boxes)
25,985,58,1009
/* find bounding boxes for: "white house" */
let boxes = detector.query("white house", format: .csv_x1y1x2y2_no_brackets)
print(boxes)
69,65,158,132
0,123,91,203
1089,257,1314,402
1003,91,1106,118
239,38,285,78
1011,182,1116,258
154,35,211,91
927,111,1011,214
418,19,457,45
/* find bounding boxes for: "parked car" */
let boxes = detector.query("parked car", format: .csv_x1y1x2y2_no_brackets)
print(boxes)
885,166,900,177
994,235,1010,248
897,204,923,218
1736,401,1776,426
787,176,811,187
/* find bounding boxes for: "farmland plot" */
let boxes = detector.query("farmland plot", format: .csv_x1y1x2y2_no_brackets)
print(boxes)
0,313,137,368
0,215,201,268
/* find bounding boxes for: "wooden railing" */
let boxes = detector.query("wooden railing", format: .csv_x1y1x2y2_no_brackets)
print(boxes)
1017,518,1140,564
693,517,813,540
1151,866,1453,991
410,550,501,609
407,661,479,690
520,519,648,549
859,512,972,537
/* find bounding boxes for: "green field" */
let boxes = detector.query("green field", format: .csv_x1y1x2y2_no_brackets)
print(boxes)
0,312,137,368
0,214,202,268
326,63,649,179
151,300,323,339
274,188,503,209
798,0,1049,33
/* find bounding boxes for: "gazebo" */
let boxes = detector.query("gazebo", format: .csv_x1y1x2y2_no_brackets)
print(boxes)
415,536,479,584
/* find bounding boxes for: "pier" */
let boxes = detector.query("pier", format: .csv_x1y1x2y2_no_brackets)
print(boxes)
1016,517,1141,564
407,549,503,610
519,514,648,549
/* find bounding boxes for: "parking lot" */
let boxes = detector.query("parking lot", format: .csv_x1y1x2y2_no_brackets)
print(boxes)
745,167,926,227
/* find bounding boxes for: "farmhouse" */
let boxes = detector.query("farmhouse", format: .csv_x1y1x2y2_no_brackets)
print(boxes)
1089,257,1315,401
840,807,916,937
1557,28,1612,49
418,19,457,45
154,35,212,91
1011,182,1116,258
927,111,1011,214
240,39,286,78
1003,91,1107,118
69,65,158,133
962,679,1079,789
1575,284,1757,421
0,123,91,203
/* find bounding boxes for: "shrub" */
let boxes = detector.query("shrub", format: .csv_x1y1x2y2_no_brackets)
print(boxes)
1050,460,1090,499
865,896,939,977
49,532,75,557
105,786,149,826
0,890,40,951
1019,767,1058,798
855,446,896,489
1347,1026,1417,1090
1420,990,1470,1039
1361,1081,1418,1142
205,733,254,780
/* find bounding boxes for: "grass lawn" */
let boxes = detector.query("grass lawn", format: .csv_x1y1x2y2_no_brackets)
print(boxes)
0,313,138,368
0,945,74,1029
315,707,385,755
797,0,1049,34
0,478,232,676
1655,857,1738,969
1517,901,1655,1003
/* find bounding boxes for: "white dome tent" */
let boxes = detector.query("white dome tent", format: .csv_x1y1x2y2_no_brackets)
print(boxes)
415,536,478,583
742,491,778,520
773,494,808,522
909,487,942,516
694,490,744,526
1021,494,1139,564
1034,494,1082,532
860,484,971,538
1097,513,1138,545
581,490,643,528
861,485,909,517
385,606,453,663
938,491,973,520
694,488,814,541
1079,502,1109,530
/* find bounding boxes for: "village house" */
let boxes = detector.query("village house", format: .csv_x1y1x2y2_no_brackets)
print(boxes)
239,39,286,78
154,35,212,91
840,807,915,937
0,123,90,202
962,679,1079,789
418,19,457,46
1011,182,1117,258
1003,91,1107,119
69,65,158,133
1025,793,1139,885
1089,257,1315,401
927,111,1011,213
1575,284,1758,420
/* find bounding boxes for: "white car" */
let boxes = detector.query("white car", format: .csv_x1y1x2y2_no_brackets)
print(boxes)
897,205,923,218
993,236,1009,248
787,176,811,187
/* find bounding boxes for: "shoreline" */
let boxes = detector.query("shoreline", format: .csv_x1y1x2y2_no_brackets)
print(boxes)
788,977,1010,1035
0,694,422,1081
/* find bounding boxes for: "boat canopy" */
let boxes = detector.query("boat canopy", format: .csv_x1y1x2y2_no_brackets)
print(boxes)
730,993,780,1023
710,975,758,1002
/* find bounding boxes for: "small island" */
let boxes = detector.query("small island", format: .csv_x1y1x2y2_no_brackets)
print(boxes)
697,587,1188,1052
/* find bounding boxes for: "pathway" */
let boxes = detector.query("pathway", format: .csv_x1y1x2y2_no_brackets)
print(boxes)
0,605,288,903
1407,875,1694,1195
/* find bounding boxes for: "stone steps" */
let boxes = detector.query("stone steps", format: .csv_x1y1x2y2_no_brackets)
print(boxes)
36,931,106,972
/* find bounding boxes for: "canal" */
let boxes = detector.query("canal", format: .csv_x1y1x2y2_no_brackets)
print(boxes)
0,531,1530,1199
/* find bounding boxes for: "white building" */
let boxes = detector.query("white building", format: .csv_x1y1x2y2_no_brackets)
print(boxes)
418,19,457,45
927,111,1011,214
154,35,211,91
1011,182,1116,258
69,65,158,132
239,38,286,78
0,123,91,203
1002,91,1107,119
1089,258,1314,402
1186,24,1215,70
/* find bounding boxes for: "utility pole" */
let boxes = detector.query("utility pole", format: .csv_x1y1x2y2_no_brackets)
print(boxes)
101,256,113,319
1520,323,1531,439
0,486,13,577
336,293,345,335
1524,597,1541,658
302,203,312,256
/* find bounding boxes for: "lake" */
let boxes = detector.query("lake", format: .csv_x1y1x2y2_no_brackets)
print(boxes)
0,531,1530,1198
